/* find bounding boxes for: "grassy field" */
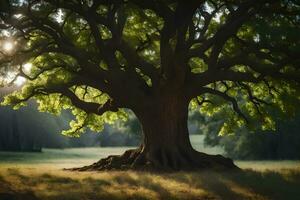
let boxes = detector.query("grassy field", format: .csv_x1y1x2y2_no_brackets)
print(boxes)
0,147,300,200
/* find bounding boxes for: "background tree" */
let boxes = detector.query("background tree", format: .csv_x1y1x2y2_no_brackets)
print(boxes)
0,86,140,151
0,100,102,151
98,111,141,147
193,110,300,160
0,0,299,171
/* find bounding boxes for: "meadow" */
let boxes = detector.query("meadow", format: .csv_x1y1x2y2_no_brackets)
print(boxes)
0,146,300,200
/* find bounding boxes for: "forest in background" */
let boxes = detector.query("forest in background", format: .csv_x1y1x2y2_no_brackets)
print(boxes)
190,111,300,160
0,87,140,151
0,104,141,151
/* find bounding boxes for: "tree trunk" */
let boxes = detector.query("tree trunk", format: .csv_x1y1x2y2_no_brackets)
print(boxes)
133,95,195,170
73,95,238,171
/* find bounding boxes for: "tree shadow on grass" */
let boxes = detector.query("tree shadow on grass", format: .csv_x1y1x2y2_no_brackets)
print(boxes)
166,169,300,200
2,167,300,200
2,170,160,200
33,172,175,200
164,171,245,200
112,173,174,199
0,173,39,200
228,169,300,200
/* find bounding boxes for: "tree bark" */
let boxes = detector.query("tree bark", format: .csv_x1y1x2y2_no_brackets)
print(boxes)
73,94,238,171
133,95,194,170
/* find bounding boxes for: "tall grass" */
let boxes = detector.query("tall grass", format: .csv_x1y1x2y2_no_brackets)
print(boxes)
1,147,300,199
0,164,300,200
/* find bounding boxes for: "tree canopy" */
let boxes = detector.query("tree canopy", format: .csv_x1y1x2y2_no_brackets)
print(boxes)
1,0,299,136
0,0,300,170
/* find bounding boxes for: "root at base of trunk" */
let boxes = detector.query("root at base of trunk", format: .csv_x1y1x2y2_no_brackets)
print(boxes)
70,147,239,172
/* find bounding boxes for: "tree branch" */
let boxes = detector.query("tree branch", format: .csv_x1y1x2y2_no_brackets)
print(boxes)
202,87,249,122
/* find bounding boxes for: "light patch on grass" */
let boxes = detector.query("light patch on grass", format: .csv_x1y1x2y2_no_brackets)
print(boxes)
235,160,300,171
1,165,300,200
1,148,300,199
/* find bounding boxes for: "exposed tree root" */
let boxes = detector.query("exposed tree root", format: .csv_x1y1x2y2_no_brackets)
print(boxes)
69,147,239,172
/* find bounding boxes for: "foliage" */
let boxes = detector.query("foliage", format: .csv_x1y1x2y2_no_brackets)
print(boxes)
0,96,140,150
191,110,300,160
0,0,299,137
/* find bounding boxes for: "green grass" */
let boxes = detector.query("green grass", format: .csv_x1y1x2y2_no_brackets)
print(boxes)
0,147,130,167
0,147,300,200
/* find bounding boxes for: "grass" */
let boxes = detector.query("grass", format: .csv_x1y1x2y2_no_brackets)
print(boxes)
0,147,300,200
1,165,300,200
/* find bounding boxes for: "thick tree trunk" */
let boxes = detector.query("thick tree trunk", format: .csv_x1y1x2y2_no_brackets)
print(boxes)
73,95,238,171
133,95,195,170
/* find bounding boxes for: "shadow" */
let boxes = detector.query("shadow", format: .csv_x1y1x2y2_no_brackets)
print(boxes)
166,169,300,200
194,173,244,200
227,169,300,200
0,192,39,200
2,167,300,200
39,173,80,184
112,173,174,199
82,177,112,187
163,171,245,200
0,174,39,200
7,168,32,183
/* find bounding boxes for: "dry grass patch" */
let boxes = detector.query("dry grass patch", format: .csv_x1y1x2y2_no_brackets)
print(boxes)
0,165,300,200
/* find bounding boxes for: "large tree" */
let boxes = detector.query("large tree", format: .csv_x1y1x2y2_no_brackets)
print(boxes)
0,0,299,171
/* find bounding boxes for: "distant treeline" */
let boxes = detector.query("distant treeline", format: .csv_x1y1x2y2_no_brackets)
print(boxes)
190,112,300,160
0,86,140,151
214,116,300,160
0,103,140,152
0,103,93,151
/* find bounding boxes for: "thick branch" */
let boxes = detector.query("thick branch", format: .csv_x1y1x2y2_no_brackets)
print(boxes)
186,70,261,99
48,86,119,115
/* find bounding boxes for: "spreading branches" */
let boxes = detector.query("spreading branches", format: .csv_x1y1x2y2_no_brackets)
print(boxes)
237,82,271,116
186,70,261,99
202,87,249,123
187,0,300,100
206,1,258,71
188,1,226,47
188,0,258,59
44,0,160,94
1,0,300,124
9,83,118,116
45,86,119,115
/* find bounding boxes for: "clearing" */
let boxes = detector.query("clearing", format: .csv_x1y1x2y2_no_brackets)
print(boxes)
0,147,300,200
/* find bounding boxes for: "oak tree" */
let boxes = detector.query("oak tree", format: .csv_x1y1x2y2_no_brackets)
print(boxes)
0,0,299,171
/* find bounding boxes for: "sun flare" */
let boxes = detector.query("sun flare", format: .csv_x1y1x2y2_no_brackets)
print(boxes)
2,41,14,52
23,63,33,72
14,76,26,86
1,63,32,86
